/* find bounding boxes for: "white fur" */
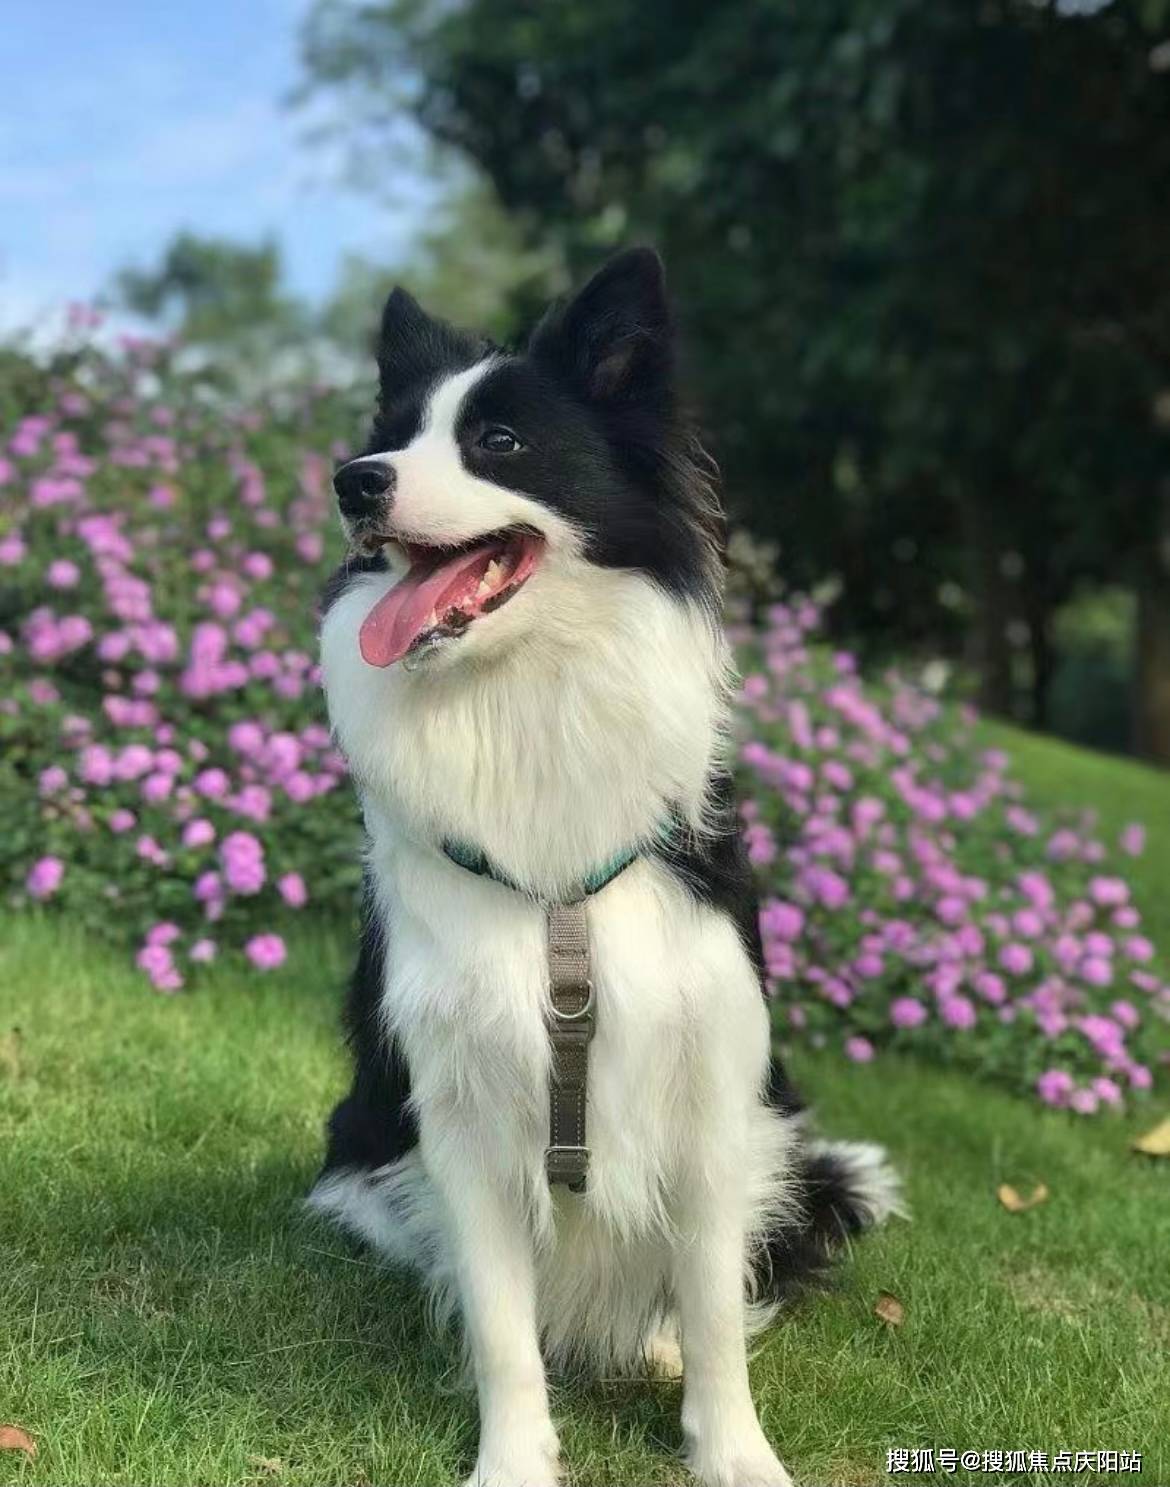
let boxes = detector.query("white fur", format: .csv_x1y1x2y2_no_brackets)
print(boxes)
313,367,804,1486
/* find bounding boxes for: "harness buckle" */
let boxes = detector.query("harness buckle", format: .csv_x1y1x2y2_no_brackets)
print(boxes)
548,979,594,1022
546,1143,591,1192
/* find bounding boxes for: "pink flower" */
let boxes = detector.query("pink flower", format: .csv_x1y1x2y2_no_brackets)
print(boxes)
844,1035,874,1063
1017,870,1054,911
973,971,1007,1005
182,819,216,849
189,938,217,963
890,997,927,1029
245,933,287,970
1036,1069,1074,1107
116,744,154,781
26,856,65,899
1089,876,1129,908
283,770,315,803
295,532,324,563
108,808,137,833
999,943,1034,977
805,865,850,909
1119,823,1145,857
936,895,968,926
1079,956,1113,989
0,532,26,565
141,771,173,803
136,940,184,993
193,871,222,903
1110,1000,1141,1030
242,551,274,580
47,558,81,589
146,922,182,947
940,996,976,1030
228,720,265,755
278,872,308,908
760,900,805,943
136,835,168,865
744,823,777,865
1124,935,1154,964
1012,908,1044,939
1091,1077,1123,1108
194,767,230,799
220,830,265,894
38,765,69,795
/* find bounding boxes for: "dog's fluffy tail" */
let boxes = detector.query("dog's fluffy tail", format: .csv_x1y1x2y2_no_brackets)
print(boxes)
754,1137,905,1302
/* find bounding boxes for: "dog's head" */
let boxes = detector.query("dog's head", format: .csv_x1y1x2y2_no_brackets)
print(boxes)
332,248,724,671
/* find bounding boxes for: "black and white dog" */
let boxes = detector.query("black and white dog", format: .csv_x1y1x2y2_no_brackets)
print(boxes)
310,249,900,1487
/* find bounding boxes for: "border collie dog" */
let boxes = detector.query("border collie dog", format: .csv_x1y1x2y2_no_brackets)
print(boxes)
310,249,900,1487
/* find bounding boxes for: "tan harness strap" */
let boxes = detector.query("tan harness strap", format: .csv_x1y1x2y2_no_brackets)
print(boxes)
545,899,594,1192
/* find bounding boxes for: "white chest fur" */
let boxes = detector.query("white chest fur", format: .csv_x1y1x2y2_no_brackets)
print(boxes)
367,816,771,1229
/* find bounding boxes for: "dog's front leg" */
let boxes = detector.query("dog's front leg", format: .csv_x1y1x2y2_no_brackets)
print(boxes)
673,1181,792,1487
425,1129,559,1487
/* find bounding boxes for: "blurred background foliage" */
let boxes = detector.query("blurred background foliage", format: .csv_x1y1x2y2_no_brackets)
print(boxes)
21,0,1170,766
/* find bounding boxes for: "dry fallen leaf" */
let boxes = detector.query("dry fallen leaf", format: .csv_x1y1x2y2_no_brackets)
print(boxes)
873,1291,905,1328
248,1457,285,1476
1132,1117,1170,1157
0,1426,37,1459
997,1182,1049,1214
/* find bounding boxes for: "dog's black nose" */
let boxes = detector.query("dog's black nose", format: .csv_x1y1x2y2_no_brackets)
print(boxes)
334,460,395,518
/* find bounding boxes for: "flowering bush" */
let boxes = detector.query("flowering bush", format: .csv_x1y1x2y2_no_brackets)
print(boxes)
732,606,1169,1115
1,331,1166,1112
0,333,362,991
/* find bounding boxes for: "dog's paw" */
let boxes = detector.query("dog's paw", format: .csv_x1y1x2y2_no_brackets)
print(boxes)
464,1427,561,1487
686,1431,794,1487
463,1457,560,1487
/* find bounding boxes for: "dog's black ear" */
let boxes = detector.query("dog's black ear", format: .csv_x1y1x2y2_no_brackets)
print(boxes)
530,248,672,405
376,286,435,382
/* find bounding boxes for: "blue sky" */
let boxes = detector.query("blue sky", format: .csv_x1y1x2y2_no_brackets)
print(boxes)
0,0,434,333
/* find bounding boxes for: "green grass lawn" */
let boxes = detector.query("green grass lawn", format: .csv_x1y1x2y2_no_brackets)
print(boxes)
2,728,1168,1487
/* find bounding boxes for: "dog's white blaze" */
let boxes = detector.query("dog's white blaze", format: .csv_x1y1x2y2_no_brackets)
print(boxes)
363,358,581,557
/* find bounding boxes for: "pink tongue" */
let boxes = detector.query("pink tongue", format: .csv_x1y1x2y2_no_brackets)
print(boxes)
359,543,499,667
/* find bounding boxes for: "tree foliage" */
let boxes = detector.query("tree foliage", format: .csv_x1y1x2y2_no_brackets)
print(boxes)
117,232,306,348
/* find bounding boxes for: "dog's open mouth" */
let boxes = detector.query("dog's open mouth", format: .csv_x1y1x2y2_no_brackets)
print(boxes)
357,527,545,668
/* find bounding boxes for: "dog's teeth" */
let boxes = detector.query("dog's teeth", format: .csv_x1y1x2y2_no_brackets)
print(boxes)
425,608,438,628
484,560,502,585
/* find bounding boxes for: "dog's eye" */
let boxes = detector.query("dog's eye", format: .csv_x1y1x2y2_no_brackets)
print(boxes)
478,426,523,454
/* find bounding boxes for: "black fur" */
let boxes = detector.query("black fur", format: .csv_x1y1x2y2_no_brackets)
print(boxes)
372,286,487,452
319,876,417,1178
655,771,767,982
753,1145,878,1301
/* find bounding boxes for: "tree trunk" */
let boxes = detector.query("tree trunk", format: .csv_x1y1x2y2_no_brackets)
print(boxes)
1133,481,1170,766
958,489,1014,717
1025,589,1055,731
